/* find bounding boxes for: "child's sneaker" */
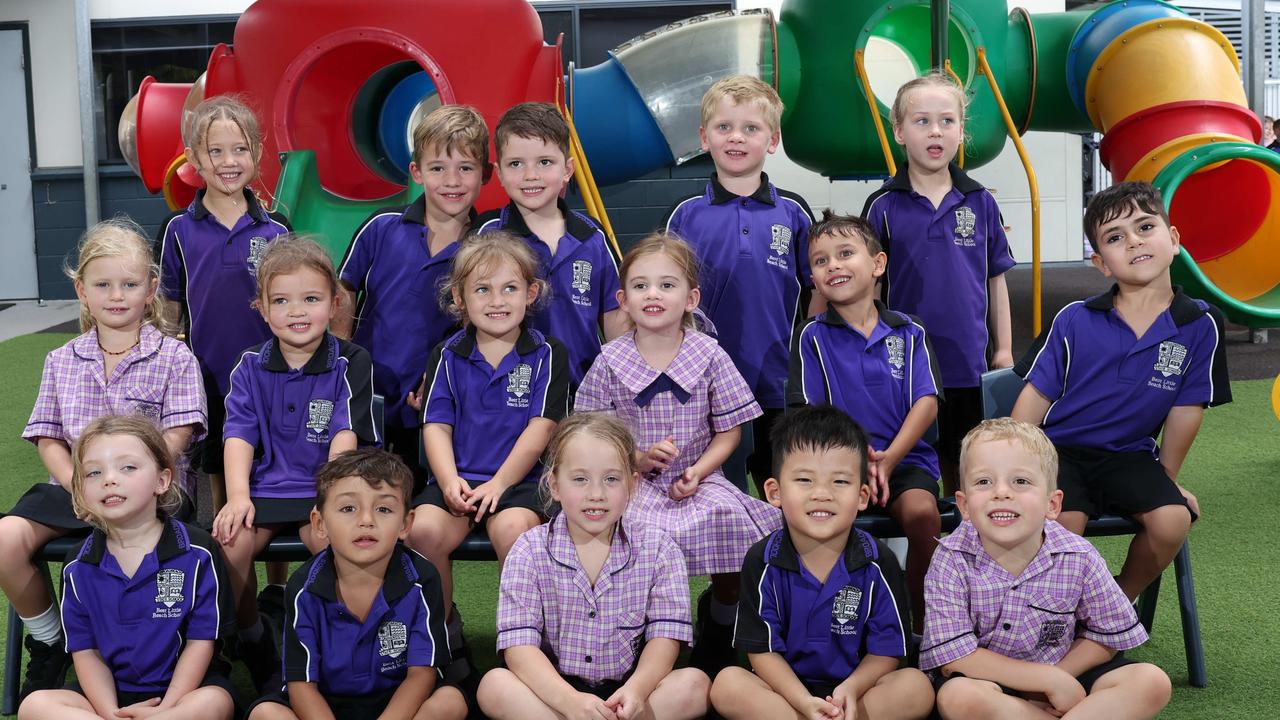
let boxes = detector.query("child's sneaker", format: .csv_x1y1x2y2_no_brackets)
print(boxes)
689,589,736,675
19,635,71,701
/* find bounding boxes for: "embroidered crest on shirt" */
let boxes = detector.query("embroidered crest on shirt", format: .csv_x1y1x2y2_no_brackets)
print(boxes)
885,336,906,379
571,260,592,295
507,363,532,408
830,585,862,635
306,399,334,442
152,569,186,618
1154,341,1187,377
378,620,410,672
954,207,977,247
247,236,269,274
130,397,162,419
768,225,792,270
1034,618,1068,650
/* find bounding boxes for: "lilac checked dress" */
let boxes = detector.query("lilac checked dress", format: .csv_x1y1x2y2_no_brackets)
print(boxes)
576,330,781,576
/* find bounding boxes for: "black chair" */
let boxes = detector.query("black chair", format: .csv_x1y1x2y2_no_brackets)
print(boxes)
980,368,1206,687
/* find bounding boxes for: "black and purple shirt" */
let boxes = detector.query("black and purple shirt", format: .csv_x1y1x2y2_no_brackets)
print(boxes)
862,164,1015,388
224,334,378,498
158,189,290,395
665,173,815,409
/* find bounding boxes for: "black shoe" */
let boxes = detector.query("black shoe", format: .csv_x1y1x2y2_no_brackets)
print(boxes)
19,635,70,701
257,584,286,637
689,589,736,675
240,616,282,695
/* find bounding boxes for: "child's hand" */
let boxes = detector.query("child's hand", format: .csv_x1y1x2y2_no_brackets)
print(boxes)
668,466,703,500
406,388,424,412
990,350,1015,370
828,685,860,720
865,449,892,508
464,481,508,523
604,684,644,720
438,477,472,517
1177,484,1201,517
639,437,679,476
563,691,618,720
212,498,255,545
798,695,842,720
1043,669,1086,716
114,697,162,717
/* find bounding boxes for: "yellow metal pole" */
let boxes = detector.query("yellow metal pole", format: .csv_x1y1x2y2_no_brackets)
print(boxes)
557,74,623,259
976,47,1041,336
942,59,965,168
854,49,897,177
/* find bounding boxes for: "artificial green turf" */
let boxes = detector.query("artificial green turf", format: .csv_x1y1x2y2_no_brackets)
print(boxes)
0,331,1274,717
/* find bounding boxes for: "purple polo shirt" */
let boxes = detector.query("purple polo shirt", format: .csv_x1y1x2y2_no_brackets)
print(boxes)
61,520,234,693
474,199,621,385
157,188,291,395
339,201,466,430
282,543,449,694
788,301,942,477
23,324,207,490
734,527,910,686
420,326,568,485
223,334,378,498
920,520,1148,671
1021,286,1231,454
665,172,815,408
497,514,692,685
862,163,1016,388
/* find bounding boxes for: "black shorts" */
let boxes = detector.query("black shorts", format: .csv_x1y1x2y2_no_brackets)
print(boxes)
7,482,193,532
412,479,543,517
801,679,838,699
1055,445,1196,521
382,425,428,493
932,654,1138,696
198,374,227,474
870,463,941,510
936,386,982,467
565,675,626,700
248,686,397,720
67,672,239,718
250,497,317,526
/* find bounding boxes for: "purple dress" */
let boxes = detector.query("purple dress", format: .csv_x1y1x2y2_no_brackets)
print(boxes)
576,330,781,576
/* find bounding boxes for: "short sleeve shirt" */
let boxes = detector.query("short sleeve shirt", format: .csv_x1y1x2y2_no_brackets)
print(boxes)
920,520,1148,670
23,324,206,489
862,163,1016,388
788,301,942,477
157,188,291,394
61,520,235,693
735,527,911,686
282,543,449,694
496,515,692,685
474,199,621,386
338,201,463,430
421,327,569,484
665,172,815,408
1022,286,1231,453
223,334,378,498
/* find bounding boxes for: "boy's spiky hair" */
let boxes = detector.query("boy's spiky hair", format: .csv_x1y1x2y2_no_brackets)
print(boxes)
315,448,414,511
809,210,883,256
770,405,870,484
494,102,569,158
1082,181,1171,253
958,418,1058,492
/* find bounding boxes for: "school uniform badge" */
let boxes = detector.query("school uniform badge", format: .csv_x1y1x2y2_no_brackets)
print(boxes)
954,207,976,246
1154,341,1187,377
885,336,905,379
247,236,269,274
378,621,408,659
153,568,186,618
1034,618,1068,650
306,399,334,441
571,260,594,307
831,585,862,635
770,224,792,255
507,363,532,408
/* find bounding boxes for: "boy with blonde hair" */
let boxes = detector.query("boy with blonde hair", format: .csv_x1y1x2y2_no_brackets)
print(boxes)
922,418,1170,720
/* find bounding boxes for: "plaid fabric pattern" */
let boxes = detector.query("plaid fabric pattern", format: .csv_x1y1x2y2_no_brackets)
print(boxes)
920,520,1148,671
23,325,207,490
576,331,780,575
496,515,692,685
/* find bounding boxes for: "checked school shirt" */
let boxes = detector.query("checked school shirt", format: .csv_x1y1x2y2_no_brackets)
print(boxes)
920,520,1148,670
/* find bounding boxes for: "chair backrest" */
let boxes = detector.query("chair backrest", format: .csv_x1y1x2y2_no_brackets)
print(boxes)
980,367,1024,419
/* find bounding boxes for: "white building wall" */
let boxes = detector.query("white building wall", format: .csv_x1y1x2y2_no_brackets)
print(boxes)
0,0,80,167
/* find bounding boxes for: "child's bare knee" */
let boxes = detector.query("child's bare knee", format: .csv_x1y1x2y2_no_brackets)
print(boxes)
1125,663,1172,712
936,677,1000,719
1140,505,1191,545
708,666,754,710
665,667,711,707
476,668,519,714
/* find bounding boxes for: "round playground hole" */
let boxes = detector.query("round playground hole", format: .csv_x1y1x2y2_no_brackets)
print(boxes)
864,6,975,110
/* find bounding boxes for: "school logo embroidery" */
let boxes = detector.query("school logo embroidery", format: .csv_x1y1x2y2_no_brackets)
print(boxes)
1034,618,1068,650
378,621,408,659
830,585,862,635
131,399,162,420
306,399,334,443
770,224,791,256
507,363,533,408
571,260,592,294
954,207,976,246
1154,341,1187,377
885,336,905,379
154,569,185,608
247,236,269,274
